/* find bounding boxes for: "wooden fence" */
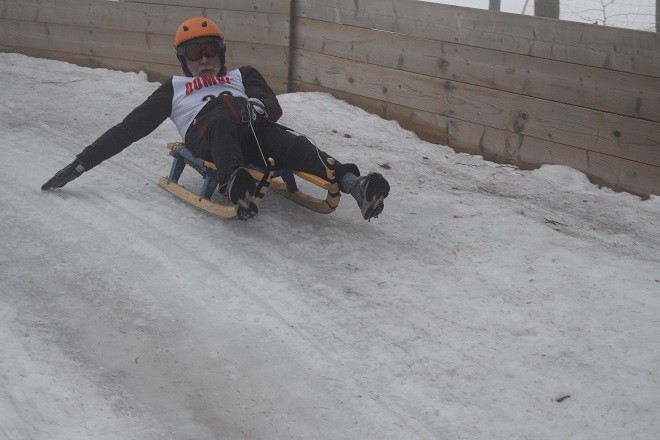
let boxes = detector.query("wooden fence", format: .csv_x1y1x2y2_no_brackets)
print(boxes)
1,0,658,196
0,0,291,91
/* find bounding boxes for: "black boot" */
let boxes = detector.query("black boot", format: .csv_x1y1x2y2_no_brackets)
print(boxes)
225,167,258,220
351,172,390,220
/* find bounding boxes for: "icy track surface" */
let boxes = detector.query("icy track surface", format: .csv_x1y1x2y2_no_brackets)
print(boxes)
1,53,659,440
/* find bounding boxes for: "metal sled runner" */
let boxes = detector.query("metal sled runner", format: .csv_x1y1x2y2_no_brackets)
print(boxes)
158,142,341,219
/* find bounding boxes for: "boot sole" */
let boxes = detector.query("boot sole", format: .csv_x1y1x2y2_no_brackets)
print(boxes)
361,173,390,220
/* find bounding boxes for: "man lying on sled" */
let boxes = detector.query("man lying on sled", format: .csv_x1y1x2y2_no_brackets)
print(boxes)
42,17,389,221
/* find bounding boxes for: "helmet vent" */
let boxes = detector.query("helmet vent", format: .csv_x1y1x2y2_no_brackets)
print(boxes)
202,21,208,27
183,25,189,31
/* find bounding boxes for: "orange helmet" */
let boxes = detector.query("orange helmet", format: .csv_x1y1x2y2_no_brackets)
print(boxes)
174,17,226,76
174,17,223,47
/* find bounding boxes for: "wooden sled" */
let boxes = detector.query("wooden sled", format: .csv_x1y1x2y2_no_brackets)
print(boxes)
158,142,340,219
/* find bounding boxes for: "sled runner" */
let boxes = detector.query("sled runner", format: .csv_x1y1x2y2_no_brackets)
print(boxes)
158,142,340,219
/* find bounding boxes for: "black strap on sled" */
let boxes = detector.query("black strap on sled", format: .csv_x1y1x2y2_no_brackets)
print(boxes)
253,158,274,202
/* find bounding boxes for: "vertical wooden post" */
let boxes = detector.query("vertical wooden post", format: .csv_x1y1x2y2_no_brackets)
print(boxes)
288,0,297,93
535,0,559,18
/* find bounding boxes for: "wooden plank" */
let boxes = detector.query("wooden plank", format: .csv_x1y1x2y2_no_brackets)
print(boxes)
447,118,660,197
294,80,658,196
123,0,291,14
0,45,288,94
295,18,660,123
1,0,291,46
295,0,660,77
158,177,239,219
0,19,289,80
292,81,448,145
0,44,180,80
0,19,176,65
0,48,288,95
293,50,660,166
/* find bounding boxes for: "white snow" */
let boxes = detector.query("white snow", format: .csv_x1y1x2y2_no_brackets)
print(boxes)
1,52,659,439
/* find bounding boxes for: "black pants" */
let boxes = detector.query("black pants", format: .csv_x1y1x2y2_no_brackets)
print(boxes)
185,98,359,190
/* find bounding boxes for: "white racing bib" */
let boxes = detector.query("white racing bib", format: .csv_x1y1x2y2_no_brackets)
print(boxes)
170,69,248,139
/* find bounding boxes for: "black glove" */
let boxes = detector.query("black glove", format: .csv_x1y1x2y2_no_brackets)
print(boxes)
245,98,269,126
41,159,85,191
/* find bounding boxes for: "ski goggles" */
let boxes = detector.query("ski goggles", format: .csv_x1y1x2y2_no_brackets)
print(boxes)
176,39,225,62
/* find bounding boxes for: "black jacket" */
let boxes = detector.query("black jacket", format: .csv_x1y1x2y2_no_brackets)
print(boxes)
77,66,282,170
